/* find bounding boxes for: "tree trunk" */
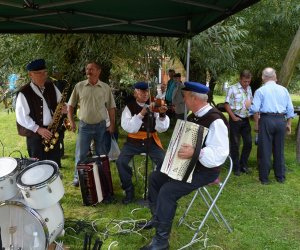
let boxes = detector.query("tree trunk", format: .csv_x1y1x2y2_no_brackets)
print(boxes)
278,26,300,87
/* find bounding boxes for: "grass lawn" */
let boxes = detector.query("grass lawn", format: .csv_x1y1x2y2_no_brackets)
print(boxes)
0,95,300,250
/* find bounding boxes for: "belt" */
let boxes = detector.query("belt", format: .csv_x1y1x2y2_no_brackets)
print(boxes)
260,113,285,116
234,114,248,120
127,136,154,146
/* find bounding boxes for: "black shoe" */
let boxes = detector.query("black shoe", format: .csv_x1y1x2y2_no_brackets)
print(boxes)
261,180,270,185
276,178,285,184
233,171,241,176
241,167,250,174
122,188,135,204
73,178,79,187
137,218,156,230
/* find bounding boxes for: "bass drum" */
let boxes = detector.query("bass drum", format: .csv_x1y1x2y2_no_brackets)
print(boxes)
16,160,64,209
0,200,64,250
0,157,19,201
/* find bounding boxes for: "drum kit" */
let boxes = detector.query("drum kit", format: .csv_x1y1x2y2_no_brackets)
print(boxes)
0,157,65,250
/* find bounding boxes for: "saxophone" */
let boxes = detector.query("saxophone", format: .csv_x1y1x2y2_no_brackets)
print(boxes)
43,80,71,152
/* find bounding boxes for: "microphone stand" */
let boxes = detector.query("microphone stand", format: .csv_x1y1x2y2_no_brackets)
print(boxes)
143,106,152,201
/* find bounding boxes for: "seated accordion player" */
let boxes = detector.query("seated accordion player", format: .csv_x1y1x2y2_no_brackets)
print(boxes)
160,119,208,183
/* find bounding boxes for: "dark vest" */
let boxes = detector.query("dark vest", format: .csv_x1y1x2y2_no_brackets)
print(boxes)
127,101,156,133
188,107,228,172
17,81,58,137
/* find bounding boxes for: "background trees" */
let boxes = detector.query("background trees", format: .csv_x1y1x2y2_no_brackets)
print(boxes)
0,0,299,96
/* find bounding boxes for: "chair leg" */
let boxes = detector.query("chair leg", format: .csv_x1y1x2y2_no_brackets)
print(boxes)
178,189,199,226
201,187,233,233
198,188,221,223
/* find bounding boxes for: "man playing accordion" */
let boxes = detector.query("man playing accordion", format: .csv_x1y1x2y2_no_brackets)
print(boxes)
140,81,229,250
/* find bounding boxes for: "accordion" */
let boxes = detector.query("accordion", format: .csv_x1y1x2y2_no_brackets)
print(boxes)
161,119,208,183
77,161,103,206
77,155,114,206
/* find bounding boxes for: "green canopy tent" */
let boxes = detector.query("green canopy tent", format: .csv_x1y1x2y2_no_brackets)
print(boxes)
0,0,260,78
0,0,259,37
0,0,260,202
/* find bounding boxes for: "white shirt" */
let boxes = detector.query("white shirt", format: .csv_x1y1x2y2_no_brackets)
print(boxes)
15,82,61,133
121,101,170,133
196,104,229,168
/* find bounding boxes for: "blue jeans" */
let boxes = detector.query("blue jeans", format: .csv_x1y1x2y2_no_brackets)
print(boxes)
73,120,107,179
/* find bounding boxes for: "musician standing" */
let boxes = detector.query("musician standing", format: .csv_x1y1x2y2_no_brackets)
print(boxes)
140,82,229,250
68,62,116,178
116,82,169,204
15,59,66,167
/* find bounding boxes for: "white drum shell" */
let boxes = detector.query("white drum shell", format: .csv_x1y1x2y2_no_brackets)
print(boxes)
0,157,19,201
0,200,64,249
17,160,65,209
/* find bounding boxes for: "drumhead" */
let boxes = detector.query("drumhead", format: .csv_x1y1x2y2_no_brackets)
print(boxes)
0,157,17,178
17,160,58,187
0,200,47,249
21,164,54,185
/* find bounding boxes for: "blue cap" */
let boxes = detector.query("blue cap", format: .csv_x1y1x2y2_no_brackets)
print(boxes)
134,82,148,90
26,59,46,71
182,81,209,94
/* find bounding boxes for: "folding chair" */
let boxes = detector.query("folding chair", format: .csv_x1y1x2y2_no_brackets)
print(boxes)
178,156,233,243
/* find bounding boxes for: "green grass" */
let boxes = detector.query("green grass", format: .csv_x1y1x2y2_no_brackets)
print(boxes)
0,95,300,250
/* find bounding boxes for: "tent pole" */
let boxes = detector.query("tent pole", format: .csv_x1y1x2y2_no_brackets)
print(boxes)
184,20,191,121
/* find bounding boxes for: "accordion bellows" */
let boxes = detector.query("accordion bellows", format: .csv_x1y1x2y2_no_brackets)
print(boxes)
161,119,208,183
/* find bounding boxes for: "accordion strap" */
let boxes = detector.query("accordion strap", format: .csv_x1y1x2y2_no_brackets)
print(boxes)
182,125,205,182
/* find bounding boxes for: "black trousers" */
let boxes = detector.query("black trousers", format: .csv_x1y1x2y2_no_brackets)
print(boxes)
26,134,61,167
148,169,219,224
258,114,286,182
229,117,252,172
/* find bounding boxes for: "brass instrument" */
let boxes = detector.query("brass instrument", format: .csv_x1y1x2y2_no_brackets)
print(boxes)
43,80,71,152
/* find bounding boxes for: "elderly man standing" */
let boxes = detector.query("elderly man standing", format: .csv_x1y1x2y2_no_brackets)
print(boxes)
15,59,66,168
248,67,294,184
225,70,253,176
140,82,229,250
68,62,116,185
116,82,169,204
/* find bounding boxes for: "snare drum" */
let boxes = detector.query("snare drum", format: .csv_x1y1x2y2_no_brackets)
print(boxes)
0,200,64,249
0,157,19,201
16,160,64,209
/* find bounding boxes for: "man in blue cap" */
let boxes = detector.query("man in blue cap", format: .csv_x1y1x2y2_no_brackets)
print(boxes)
15,59,66,167
140,81,229,250
116,82,170,204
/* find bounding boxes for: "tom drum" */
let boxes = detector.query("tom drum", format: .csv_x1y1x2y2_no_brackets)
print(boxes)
0,157,19,201
16,160,64,209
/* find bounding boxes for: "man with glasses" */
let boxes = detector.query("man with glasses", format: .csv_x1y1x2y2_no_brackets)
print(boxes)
15,59,66,167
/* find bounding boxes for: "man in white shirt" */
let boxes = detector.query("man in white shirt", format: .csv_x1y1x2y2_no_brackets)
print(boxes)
15,59,65,167
116,82,169,204
140,81,229,250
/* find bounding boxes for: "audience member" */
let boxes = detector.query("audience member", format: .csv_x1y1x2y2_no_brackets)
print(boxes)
172,73,185,120
247,67,294,184
224,70,253,176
